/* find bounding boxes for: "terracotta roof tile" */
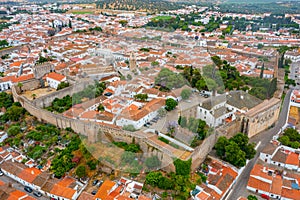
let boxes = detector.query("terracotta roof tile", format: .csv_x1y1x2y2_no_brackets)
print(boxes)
45,72,66,82
17,168,42,184
95,180,116,199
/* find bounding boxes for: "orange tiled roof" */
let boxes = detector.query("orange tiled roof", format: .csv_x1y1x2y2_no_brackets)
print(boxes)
17,168,42,183
94,180,116,199
196,190,211,200
270,175,282,195
45,72,66,82
57,176,75,187
7,190,28,200
281,187,300,200
50,184,76,199
285,152,299,166
247,176,271,192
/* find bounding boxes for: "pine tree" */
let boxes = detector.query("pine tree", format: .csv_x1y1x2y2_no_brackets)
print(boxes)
68,19,72,28
260,63,264,79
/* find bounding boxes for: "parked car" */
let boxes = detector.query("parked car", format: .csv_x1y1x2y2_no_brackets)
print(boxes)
33,191,42,197
92,180,99,186
261,194,270,200
24,186,33,193
0,169,3,176
91,190,97,195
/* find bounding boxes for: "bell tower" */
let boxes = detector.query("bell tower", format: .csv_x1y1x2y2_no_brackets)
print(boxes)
129,52,136,71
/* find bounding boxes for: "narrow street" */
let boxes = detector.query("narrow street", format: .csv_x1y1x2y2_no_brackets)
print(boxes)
227,89,292,199
0,175,48,200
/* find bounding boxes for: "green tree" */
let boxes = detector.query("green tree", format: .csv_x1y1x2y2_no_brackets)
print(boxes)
244,143,256,159
257,43,264,49
57,82,70,90
145,171,163,186
155,68,186,91
260,64,264,79
7,125,21,136
196,78,207,91
225,141,246,167
17,82,23,93
134,94,148,101
119,20,128,27
165,98,178,111
76,165,86,178
145,156,161,170
87,160,98,170
214,136,229,158
127,74,132,80
179,116,187,127
68,19,72,28
97,104,105,112
211,56,223,67
6,105,25,121
0,92,13,109
173,158,191,176
158,176,174,190
158,108,167,117
230,133,249,147
181,89,192,100
151,61,159,66
121,151,136,165
122,125,137,132
125,143,140,153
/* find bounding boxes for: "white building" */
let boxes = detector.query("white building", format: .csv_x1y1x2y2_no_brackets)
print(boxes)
116,98,165,129
197,91,263,127
44,72,66,89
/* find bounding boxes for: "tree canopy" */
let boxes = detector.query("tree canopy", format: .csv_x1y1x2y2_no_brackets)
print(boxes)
76,165,86,178
214,133,256,167
145,156,161,170
278,128,300,149
181,89,192,100
165,98,178,111
173,158,191,176
155,68,187,91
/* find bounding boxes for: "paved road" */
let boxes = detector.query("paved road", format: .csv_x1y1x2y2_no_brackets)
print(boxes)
227,89,292,200
0,175,48,200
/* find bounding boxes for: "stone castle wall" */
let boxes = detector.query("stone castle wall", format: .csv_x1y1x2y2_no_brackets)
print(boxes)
33,63,54,79
0,46,22,57
12,84,179,171
246,99,281,138
32,79,94,108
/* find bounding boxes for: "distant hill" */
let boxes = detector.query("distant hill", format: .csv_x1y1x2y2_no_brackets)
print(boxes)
166,0,300,3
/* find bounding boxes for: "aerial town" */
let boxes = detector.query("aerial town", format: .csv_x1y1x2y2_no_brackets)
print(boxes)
0,0,299,199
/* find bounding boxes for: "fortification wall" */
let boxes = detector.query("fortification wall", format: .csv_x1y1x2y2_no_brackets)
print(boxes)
0,46,22,56
33,63,54,79
32,79,94,108
190,132,217,171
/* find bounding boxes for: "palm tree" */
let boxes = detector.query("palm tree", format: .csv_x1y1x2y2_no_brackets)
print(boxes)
32,93,37,100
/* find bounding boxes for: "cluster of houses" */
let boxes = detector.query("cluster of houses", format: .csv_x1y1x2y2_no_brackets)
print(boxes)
247,140,300,200
191,158,238,200
0,179,37,200
2,7,300,94
0,146,85,200
63,72,191,129
90,177,149,200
